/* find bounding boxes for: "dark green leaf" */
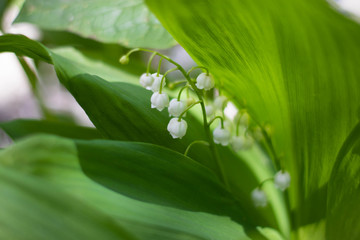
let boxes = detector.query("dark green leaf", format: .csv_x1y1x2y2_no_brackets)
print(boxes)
0,34,51,63
76,139,246,221
0,119,103,140
326,122,360,240
15,0,176,48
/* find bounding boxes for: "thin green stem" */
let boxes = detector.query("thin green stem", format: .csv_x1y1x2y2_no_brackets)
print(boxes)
146,52,157,74
184,140,209,156
177,85,190,101
208,116,225,129
157,57,163,77
258,177,274,189
178,100,202,120
187,66,209,76
159,67,178,93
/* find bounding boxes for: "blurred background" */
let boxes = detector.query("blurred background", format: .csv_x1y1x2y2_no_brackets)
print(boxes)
0,0,359,147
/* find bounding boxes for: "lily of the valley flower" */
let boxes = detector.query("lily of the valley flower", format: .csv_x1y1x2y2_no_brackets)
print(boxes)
205,105,214,117
274,170,291,191
151,73,166,92
214,96,227,111
151,92,169,111
213,127,231,146
251,188,268,207
195,73,215,90
140,73,154,90
167,118,188,139
231,135,254,151
168,99,186,117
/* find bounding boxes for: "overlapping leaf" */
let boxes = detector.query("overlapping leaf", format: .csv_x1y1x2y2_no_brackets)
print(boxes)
145,0,360,236
15,0,176,48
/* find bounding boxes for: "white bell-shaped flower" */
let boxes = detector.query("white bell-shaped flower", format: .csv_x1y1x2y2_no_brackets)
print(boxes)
195,73,215,90
205,105,214,117
232,136,254,151
168,99,186,117
251,188,267,207
151,73,166,92
213,127,231,146
151,92,169,111
167,118,188,139
140,73,154,90
274,170,291,191
214,96,227,111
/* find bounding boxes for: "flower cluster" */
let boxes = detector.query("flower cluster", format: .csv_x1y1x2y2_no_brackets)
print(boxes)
121,49,291,210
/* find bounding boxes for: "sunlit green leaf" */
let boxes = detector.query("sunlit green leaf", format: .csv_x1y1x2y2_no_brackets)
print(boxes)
15,0,176,48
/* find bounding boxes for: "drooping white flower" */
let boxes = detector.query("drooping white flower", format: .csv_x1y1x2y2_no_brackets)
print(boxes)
167,118,188,139
168,99,186,117
251,188,267,207
214,96,227,111
274,170,291,191
195,73,215,90
205,105,214,117
151,73,166,92
213,127,231,146
151,92,169,111
140,73,154,90
232,136,254,151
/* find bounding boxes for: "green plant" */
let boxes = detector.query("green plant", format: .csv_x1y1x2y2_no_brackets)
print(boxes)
0,0,360,239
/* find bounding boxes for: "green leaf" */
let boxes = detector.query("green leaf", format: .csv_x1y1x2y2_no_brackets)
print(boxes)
0,34,51,63
0,167,137,240
145,0,360,234
0,134,254,240
75,139,246,221
15,0,176,48
0,119,103,140
326,122,360,240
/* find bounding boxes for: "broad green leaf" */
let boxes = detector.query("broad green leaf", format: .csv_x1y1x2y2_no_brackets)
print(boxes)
0,167,137,240
326,122,360,240
15,0,176,48
75,139,246,222
0,134,253,240
0,119,103,140
146,0,360,235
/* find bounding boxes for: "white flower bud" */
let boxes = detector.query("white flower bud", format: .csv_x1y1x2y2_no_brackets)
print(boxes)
195,73,215,90
205,105,214,117
151,92,169,111
213,127,231,146
168,99,186,117
167,118,188,139
151,73,166,92
274,170,291,191
140,73,154,90
214,96,227,111
251,188,267,207
232,136,254,151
